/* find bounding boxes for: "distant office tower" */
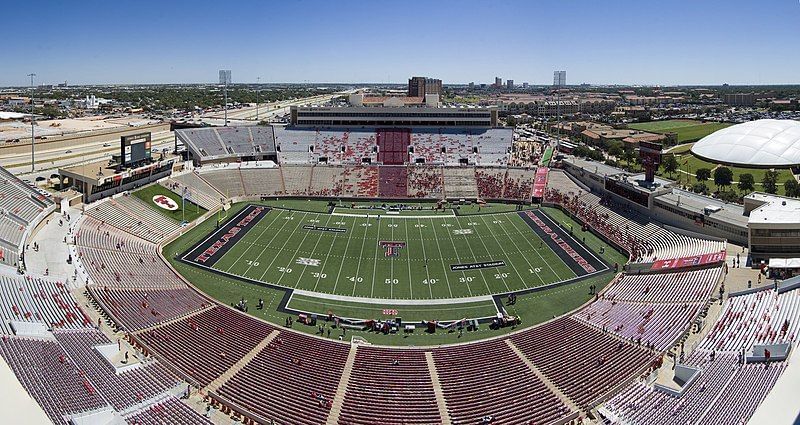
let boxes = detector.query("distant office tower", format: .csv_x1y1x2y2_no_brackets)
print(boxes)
553,70,566,87
522,82,529,89
722,93,755,106
408,76,442,98
468,82,475,89
495,77,502,88
506,80,514,90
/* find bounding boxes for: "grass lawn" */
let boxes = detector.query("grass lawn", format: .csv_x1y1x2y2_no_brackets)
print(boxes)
629,119,732,143
131,184,207,223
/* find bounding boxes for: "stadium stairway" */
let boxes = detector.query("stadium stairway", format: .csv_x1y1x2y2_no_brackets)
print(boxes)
203,329,281,394
326,344,358,425
505,339,581,415
425,351,452,425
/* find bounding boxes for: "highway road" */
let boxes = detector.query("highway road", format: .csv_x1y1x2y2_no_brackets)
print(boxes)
0,131,175,181
200,90,357,121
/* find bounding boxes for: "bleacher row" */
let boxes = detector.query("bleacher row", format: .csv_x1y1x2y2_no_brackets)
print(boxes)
272,127,512,166
84,195,180,244
130,305,652,425
574,268,722,351
194,164,537,201
602,286,800,424
177,127,276,160
544,170,726,264
73,216,210,330
0,165,54,267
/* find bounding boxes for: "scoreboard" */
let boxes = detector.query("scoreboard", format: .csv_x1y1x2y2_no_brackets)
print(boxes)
121,133,152,166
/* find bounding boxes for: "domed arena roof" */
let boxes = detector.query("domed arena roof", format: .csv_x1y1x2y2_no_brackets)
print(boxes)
691,119,800,167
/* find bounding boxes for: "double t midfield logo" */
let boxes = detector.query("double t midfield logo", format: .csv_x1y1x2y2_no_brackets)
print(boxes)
379,241,406,257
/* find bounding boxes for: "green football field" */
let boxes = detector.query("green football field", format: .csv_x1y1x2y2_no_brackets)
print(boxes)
198,208,580,301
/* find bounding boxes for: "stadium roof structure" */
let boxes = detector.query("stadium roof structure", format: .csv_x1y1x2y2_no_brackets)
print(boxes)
691,119,800,167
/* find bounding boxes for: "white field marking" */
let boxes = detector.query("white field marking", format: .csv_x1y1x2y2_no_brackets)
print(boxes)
413,218,436,299
430,217,471,297
368,216,383,298
350,215,373,297
483,214,547,287
291,288,496,305
313,216,348,292
452,215,499,294
296,258,321,266
274,212,324,286
331,216,359,294
507,212,573,281
222,208,286,276
389,218,395,299
402,219,416,299
331,210,455,219
257,212,309,282
476,214,529,291
293,214,333,287
453,228,473,235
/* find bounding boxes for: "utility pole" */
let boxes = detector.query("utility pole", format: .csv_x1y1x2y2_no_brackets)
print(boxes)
28,73,36,172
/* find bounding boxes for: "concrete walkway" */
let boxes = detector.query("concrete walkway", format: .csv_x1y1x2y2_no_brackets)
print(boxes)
425,351,452,425
203,329,281,394
25,208,80,283
505,339,580,414
326,344,358,424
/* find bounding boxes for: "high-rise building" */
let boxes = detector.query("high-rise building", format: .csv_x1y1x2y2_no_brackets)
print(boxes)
468,82,475,89
522,82,529,89
495,77,502,88
408,76,442,97
506,80,514,90
553,70,566,87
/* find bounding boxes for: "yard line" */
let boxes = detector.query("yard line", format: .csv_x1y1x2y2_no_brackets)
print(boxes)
389,218,395,299
417,218,449,298
257,212,309,281
369,216,382,298
351,216,373,297
476,215,528,291
331,216,359,294
487,214,547,287
507,212,573,281
430,217,471,297
312,216,347,292
291,214,334,289
224,209,286,276
449,216,493,294
403,219,417,299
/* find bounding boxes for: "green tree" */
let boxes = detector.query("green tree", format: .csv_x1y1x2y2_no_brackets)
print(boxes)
713,166,733,190
696,168,711,182
692,181,709,195
662,155,679,177
717,190,740,203
785,179,800,198
738,173,755,193
608,145,624,159
763,170,779,194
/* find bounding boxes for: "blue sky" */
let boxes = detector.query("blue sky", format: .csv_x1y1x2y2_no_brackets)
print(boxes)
3,0,800,86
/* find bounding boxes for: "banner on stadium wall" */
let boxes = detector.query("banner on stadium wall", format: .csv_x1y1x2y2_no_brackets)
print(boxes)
532,167,549,199
650,250,726,271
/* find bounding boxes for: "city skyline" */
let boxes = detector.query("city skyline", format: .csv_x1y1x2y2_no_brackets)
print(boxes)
3,0,800,87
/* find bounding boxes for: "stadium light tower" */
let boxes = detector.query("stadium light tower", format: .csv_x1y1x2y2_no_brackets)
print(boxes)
219,70,231,126
256,76,260,122
27,73,36,172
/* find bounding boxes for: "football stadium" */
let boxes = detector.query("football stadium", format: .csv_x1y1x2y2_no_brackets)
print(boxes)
3,1,800,420
1,94,799,425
